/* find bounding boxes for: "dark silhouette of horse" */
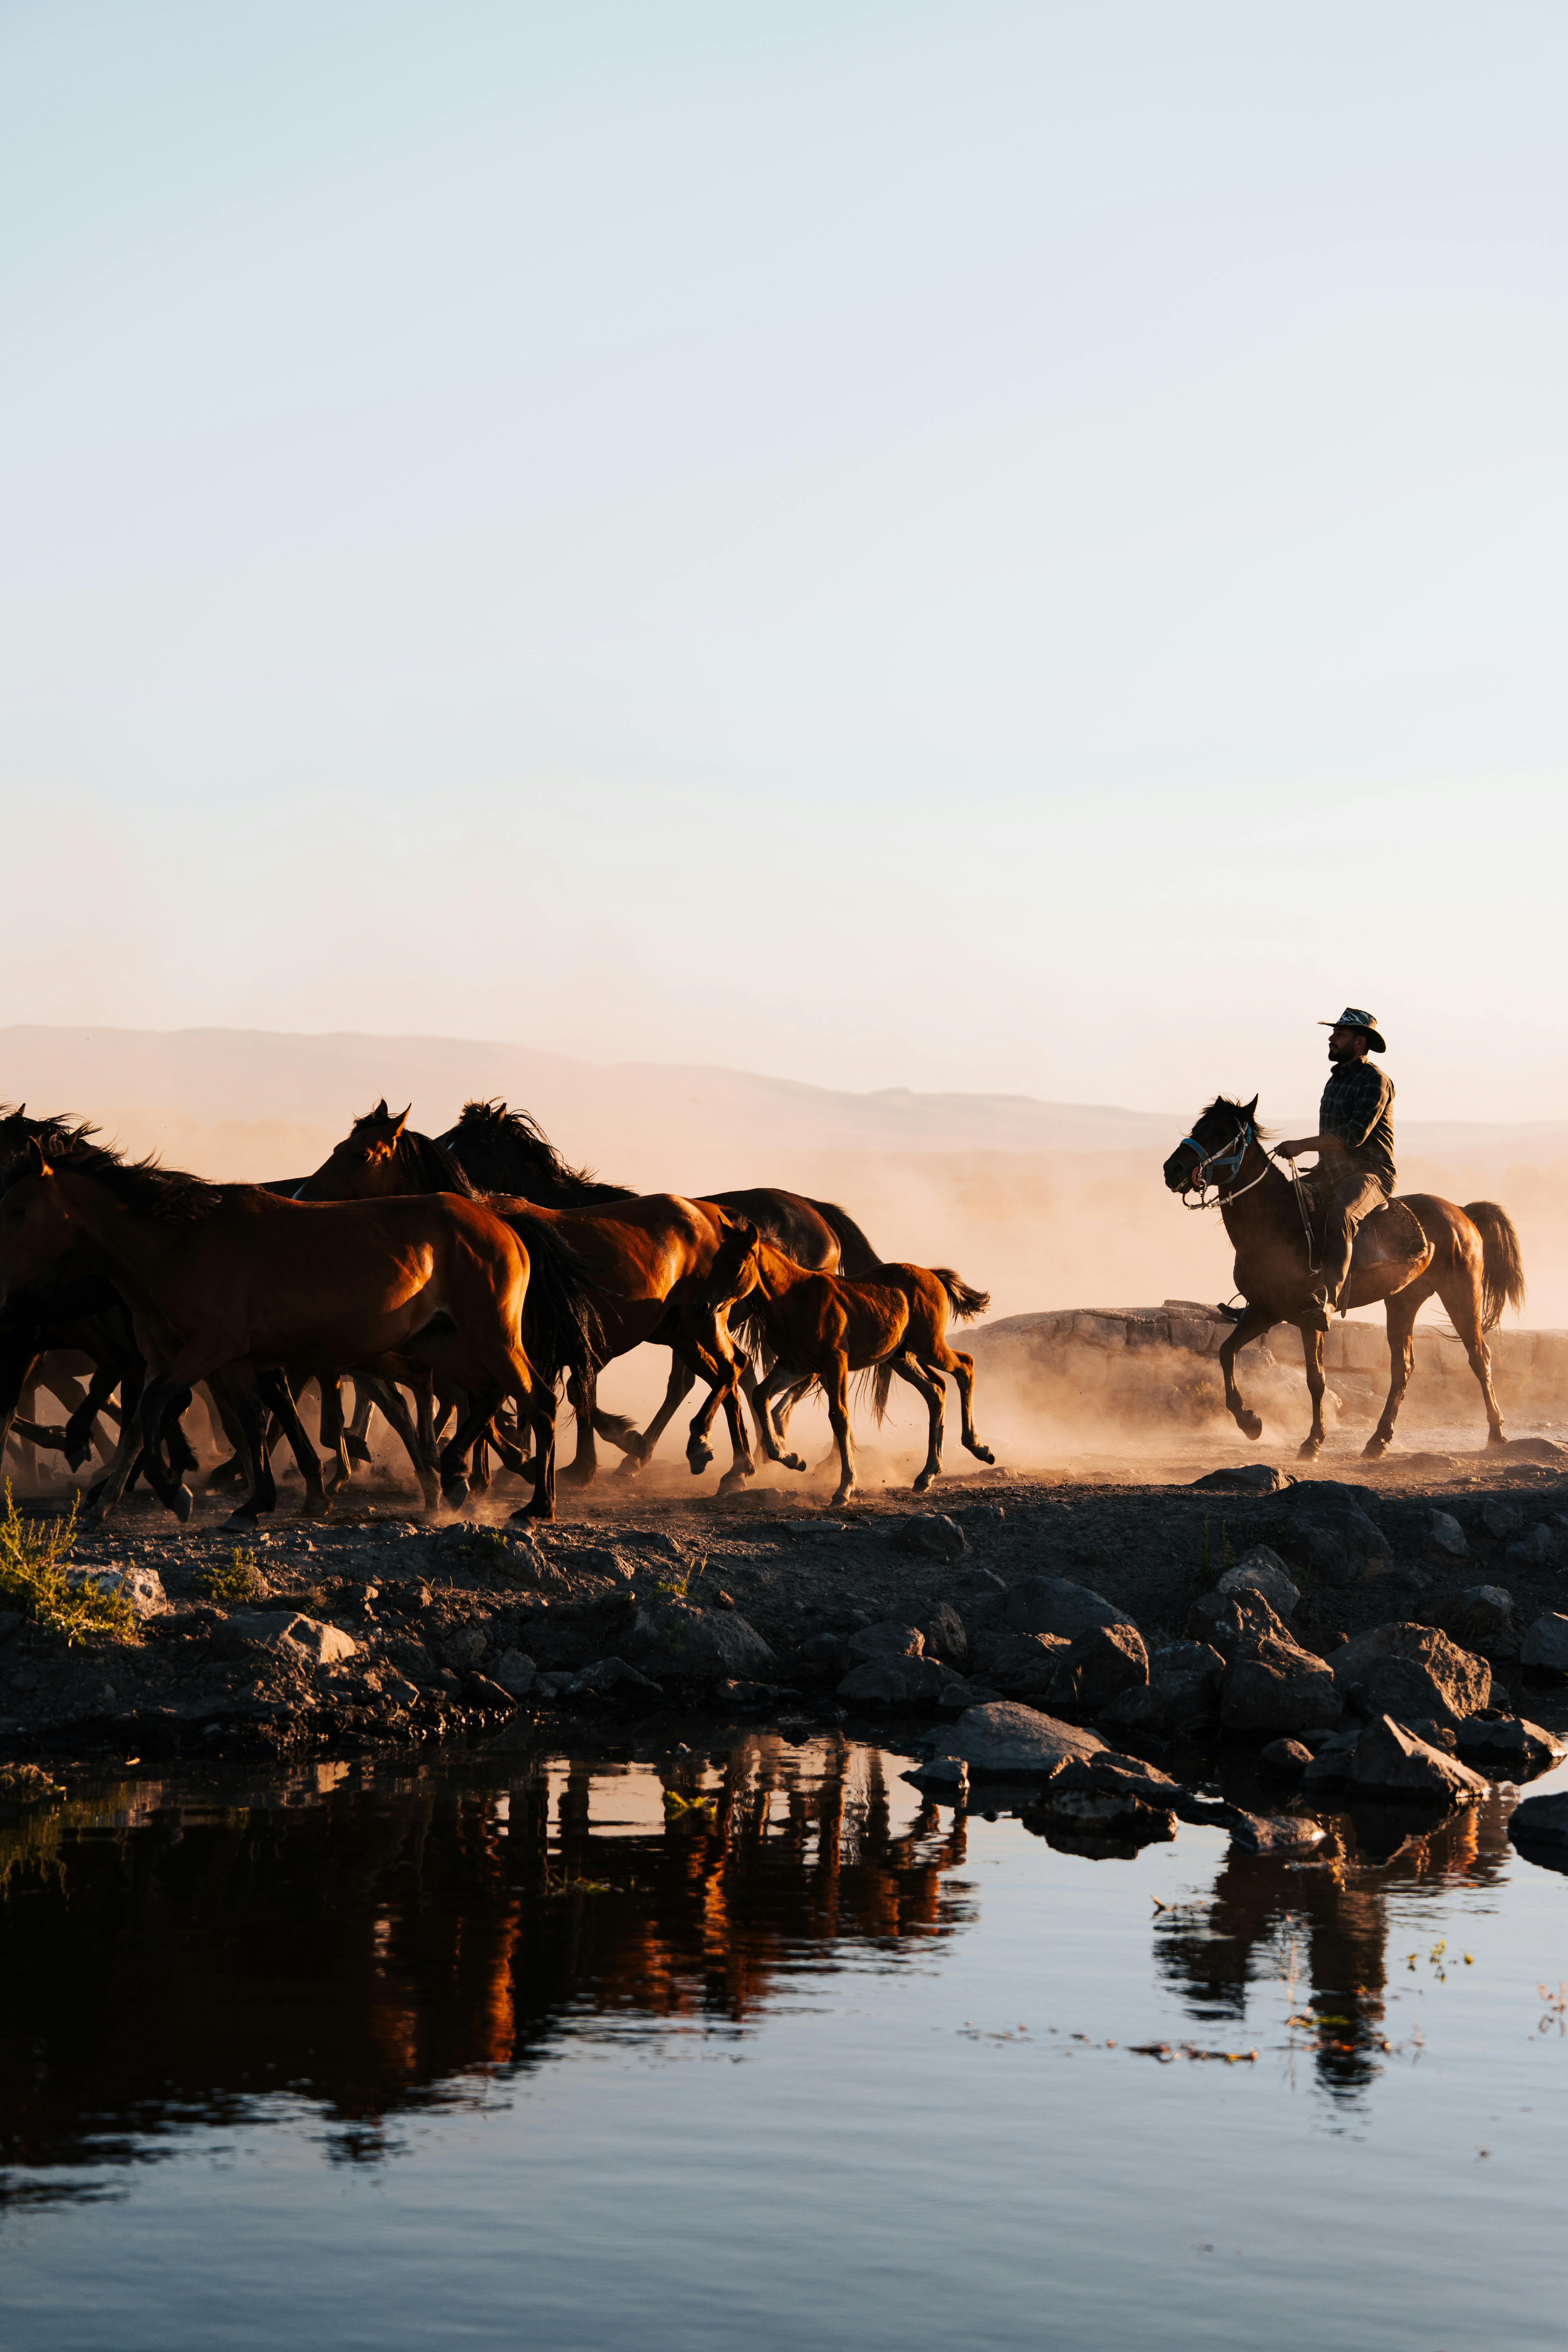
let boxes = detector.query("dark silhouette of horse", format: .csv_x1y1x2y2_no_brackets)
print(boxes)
1164,1095,1526,1457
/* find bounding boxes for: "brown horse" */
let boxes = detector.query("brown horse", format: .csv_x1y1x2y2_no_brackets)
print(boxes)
1164,1094,1526,1458
700,1219,994,1507
299,1105,762,1493
0,1143,571,1524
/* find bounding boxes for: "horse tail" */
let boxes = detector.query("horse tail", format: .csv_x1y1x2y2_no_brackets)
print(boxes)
1464,1202,1527,1330
868,1360,896,1424
809,1197,882,1277
934,1269,990,1323
507,1213,605,1382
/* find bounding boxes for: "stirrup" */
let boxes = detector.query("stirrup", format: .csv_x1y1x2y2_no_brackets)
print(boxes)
1214,1301,1246,1324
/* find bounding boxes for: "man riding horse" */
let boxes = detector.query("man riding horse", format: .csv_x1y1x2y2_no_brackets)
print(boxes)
1277,1006,1395,1333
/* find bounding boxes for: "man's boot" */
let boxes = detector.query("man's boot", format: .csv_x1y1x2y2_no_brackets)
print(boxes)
1302,1285,1333,1333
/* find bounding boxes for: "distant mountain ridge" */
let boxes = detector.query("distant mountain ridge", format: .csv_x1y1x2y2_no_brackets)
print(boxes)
1,1025,1564,1177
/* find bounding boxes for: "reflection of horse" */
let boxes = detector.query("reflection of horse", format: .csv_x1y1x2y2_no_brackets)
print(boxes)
701,1217,994,1506
1164,1095,1526,1459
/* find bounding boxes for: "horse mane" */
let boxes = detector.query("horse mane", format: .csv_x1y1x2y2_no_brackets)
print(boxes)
0,1130,226,1223
396,1128,483,1200
440,1099,637,1205
1202,1094,1277,1144
0,1106,102,1158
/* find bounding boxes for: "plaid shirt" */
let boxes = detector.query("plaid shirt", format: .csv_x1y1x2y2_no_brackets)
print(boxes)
1320,1059,1396,1188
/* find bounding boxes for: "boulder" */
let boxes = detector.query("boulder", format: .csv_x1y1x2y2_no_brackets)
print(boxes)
1259,1738,1313,1776
845,1621,925,1664
1101,1641,1224,1736
489,1649,538,1697
1221,1632,1342,1737
926,1701,1106,1782
1281,1485,1393,1584
1332,1622,1491,1727
621,1596,775,1686
63,1563,167,1617
897,1514,967,1563
838,1653,954,1706
1226,1811,1326,1855
218,1611,357,1668
1343,1714,1490,1803
1507,1790,1568,1851
1024,1786,1176,1848
1424,1509,1471,1564
1190,1465,1292,1494
920,1602,969,1668
464,1672,518,1709
1481,1498,1524,1541
1455,1713,1566,1778
568,1656,664,1698
1520,1613,1568,1674
1001,1577,1133,1642
1052,1621,1149,1712
444,1625,489,1671
1430,1584,1516,1655
982,1630,1073,1696
904,1755,969,1799
1217,1547,1299,1618
1506,1524,1559,1570
1188,1587,1292,1660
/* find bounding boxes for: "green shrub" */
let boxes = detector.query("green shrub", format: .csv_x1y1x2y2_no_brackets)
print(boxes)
0,1487,135,1643
197,1547,264,1604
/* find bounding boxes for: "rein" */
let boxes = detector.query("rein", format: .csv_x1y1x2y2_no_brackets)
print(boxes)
1177,1120,1320,1268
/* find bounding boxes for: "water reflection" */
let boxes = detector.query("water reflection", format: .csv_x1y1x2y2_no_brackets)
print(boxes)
0,1740,973,2199
1154,1789,1514,2098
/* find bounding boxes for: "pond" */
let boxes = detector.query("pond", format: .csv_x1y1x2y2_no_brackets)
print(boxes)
1,1735,1565,2351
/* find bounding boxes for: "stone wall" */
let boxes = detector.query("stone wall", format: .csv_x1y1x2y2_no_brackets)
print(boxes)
968,1302,1568,1441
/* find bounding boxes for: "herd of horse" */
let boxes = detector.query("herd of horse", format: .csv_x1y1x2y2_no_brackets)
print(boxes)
0,1098,996,1524
0,1083,1531,1531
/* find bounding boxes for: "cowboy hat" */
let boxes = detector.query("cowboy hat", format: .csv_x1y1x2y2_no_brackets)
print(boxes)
1319,1006,1387,1053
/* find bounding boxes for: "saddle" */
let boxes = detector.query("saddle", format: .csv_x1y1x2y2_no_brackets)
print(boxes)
1349,1195,1429,1274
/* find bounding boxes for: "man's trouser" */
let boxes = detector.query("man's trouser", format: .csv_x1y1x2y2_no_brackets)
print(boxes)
1308,1166,1389,1309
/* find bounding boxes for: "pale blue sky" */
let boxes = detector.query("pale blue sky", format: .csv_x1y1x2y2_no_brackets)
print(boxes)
3,1,1565,1119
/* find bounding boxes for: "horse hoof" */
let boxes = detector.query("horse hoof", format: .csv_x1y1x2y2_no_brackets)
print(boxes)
974,1446,996,1464
172,1484,194,1523
614,1454,645,1479
830,1489,854,1510
717,1469,752,1496
1361,1436,1389,1460
912,1473,934,1494
687,1447,714,1475
442,1479,470,1512
1297,1439,1323,1461
222,1509,258,1533
1239,1413,1263,1441
1486,1428,1509,1448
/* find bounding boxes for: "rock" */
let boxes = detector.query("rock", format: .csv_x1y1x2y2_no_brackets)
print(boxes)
845,1622,925,1664
798,1631,850,1676
1101,1641,1224,1736
464,1672,518,1709
905,1755,970,1799
63,1563,167,1616
1217,1547,1299,1618
1332,1622,1492,1727
1507,1790,1568,1850
1300,1729,1361,1789
1221,1630,1342,1736
1226,1811,1326,1855
621,1596,775,1686
489,1649,538,1697
219,1611,357,1668
1423,1509,1471,1564
1024,1787,1176,1847
1001,1577,1134,1642
1520,1613,1568,1674
568,1656,664,1698
982,1630,1074,1696
1188,1586,1292,1660
926,1701,1106,1781
0,1611,22,1644
1506,1524,1558,1569
952,1502,1005,1529
444,1625,489,1671
1343,1714,1490,1803
1259,1738,1313,1776
1455,1713,1566,1777
1190,1465,1292,1494
1281,1486,1394,1585
1431,1584,1516,1649
837,1654,953,1705
1051,1751,1183,1807
376,1668,421,1710
1481,1498,1524,1541
920,1602,969,1668
1053,1621,1149,1712
897,1513,967,1563
1403,1719,1458,1753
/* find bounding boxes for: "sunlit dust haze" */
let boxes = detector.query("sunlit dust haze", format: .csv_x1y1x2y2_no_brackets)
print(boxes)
4,0,1568,1477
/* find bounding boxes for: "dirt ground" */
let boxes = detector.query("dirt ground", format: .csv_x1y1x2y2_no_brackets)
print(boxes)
4,1422,1567,1775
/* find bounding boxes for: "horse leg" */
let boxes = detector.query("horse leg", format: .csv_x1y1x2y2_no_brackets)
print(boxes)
712,1344,759,1495
215,1378,276,1532
318,1376,353,1490
558,1369,601,1487
745,1363,799,1470
345,1381,375,1466
356,1373,443,1512
1297,1323,1327,1459
255,1369,328,1517
824,1350,856,1508
1438,1268,1508,1448
1217,1304,1275,1442
1363,1288,1424,1459
617,1359,694,1476
62,1361,124,1471
891,1354,946,1491
935,1344,994,1466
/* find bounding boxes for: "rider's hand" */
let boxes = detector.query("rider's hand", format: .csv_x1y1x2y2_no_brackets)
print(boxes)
1277,1139,1310,1160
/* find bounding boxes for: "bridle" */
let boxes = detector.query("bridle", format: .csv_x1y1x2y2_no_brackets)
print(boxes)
1175,1114,1318,1268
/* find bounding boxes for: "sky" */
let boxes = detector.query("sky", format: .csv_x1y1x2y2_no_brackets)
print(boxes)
2,0,1565,1121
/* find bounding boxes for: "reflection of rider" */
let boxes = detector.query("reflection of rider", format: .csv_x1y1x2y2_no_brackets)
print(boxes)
1277,1008,1395,1333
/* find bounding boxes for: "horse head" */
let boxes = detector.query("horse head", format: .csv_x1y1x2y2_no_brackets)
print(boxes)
706,1215,761,1312
0,1139,73,1303
295,1101,413,1201
1164,1094,1260,1196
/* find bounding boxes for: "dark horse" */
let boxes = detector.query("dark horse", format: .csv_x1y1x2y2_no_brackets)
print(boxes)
440,1100,884,1480
1164,1095,1526,1459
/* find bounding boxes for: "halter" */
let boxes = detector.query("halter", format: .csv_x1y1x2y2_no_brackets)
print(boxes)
1176,1116,1319,1269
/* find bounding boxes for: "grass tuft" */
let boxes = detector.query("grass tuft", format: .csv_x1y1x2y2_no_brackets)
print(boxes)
197,1547,264,1605
0,1487,135,1643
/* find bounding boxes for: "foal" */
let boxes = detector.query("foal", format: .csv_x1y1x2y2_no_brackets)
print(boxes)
702,1221,995,1507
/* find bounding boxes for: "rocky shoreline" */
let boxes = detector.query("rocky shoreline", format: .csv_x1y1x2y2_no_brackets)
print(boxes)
4,1446,1568,1859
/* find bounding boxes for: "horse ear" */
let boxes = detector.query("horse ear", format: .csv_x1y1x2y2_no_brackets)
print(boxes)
392,1105,411,1138
372,1097,389,1120
743,1220,759,1247
25,1137,51,1176
1244,1093,1260,1119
